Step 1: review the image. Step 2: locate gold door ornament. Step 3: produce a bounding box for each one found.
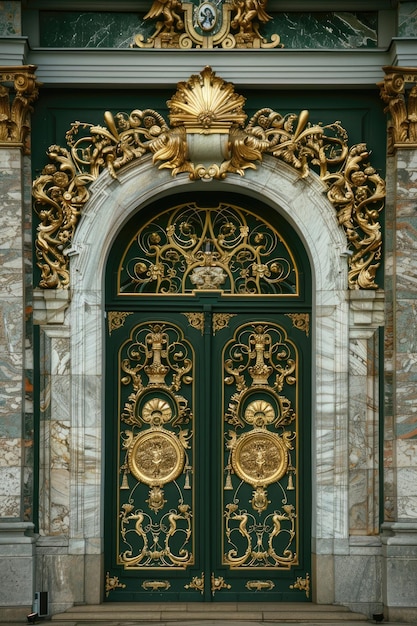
[232,429,289,486]
[246,580,275,591]
[142,580,171,591]
[108,311,133,335]
[128,428,186,506]
[185,572,205,593]
[222,322,298,568]
[105,572,126,597]
[118,202,298,296]
[183,312,237,335]
[290,573,310,598]
[211,573,231,595]
[117,322,195,568]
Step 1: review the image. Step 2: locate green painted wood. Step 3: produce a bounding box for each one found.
[104,193,312,602]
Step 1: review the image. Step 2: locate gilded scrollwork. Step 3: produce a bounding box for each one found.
[184,312,205,334]
[117,322,195,567]
[222,321,298,566]
[119,502,193,567]
[119,202,298,296]
[108,311,133,335]
[33,66,384,290]
[185,572,205,593]
[211,573,231,595]
[224,502,297,567]
[290,572,310,598]
[213,313,237,334]
[105,572,126,596]
[286,313,309,337]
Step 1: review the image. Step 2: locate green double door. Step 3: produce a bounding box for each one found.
[104,297,311,602]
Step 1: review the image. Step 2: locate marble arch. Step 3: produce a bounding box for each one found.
[34,153,383,615]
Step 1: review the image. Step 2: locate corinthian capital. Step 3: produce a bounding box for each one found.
[0,65,39,154]
[380,66,417,154]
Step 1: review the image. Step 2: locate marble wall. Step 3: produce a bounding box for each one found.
[399,2,417,38]
[38,9,377,49]
[30,155,386,616]
[378,147,417,621]
[0,147,25,520]
[0,143,35,617]
[0,1,21,36]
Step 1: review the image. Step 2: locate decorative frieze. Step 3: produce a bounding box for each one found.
[0,65,39,154]
[380,66,417,154]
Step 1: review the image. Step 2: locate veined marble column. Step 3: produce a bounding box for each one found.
[0,65,38,621]
[380,66,417,622]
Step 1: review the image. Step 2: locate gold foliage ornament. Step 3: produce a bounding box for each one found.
[33,66,385,290]
[0,66,39,153]
[118,322,195,567]
[379,66,417,154]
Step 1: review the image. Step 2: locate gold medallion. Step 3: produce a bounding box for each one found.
[128,430,185,486]
[231,430,288,487]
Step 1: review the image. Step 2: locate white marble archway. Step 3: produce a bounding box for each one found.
[34,154,384,615]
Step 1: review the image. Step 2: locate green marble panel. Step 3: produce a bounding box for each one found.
[267,11,377,49]
[39,11,152,48]
[38,9,377,48]
[0,1,21,35]
[399,2,417,37]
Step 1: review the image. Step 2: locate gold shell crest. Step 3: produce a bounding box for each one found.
[168,66,247,133]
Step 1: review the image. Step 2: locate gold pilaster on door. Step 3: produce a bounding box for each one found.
[211,573,231,596]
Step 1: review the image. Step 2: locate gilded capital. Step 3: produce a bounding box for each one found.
[379,66,417,154]
[0,65,39,154]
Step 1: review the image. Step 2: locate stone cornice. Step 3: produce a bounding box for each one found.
[23,48,394,89]
[0,37,29,65]
[1,37,415,89]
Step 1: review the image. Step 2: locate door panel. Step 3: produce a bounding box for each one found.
[105,307,311,602]
[109,316,199,600]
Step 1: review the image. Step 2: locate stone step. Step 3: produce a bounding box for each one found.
[51,603,370,623]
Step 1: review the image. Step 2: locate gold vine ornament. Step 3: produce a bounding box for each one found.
[33,67,385,291]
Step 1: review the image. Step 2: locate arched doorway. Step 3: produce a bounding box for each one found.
[104,191,312,602]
